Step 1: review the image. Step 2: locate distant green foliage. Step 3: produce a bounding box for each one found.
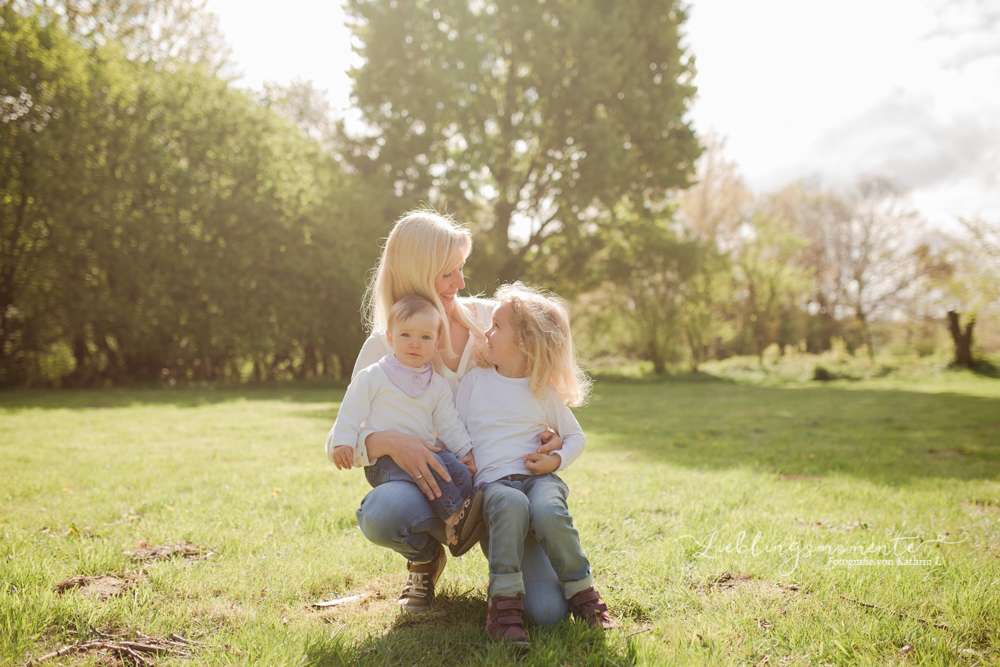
[0,8,399,386]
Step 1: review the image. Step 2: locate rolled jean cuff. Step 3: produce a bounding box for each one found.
[562,569,594,600]
[488,572,525,599]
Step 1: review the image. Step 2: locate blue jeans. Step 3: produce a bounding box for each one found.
[364,451,472,523]
[482,474,593,601]
[356,474,570,625]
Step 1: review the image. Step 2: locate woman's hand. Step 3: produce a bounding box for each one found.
[524,452,561,475]
[364,430,451,501]
[460,451,477,477]
[537,427,563,455]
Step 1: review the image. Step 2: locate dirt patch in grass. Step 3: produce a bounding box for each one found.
[54,575,134,601]
[692,572,804,598]
[926,449,972,456]
[124,541,214,563]
[962,499,1000,514]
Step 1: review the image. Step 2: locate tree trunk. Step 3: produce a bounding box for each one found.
[947,311,975,369]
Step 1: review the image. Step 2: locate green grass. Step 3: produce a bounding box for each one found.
[1,371,999,666]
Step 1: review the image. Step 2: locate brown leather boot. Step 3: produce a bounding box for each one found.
[486,595,530,648]
[568,587,614,629]
[397,542,446,613]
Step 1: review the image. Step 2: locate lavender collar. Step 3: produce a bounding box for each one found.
[379,354,433,398]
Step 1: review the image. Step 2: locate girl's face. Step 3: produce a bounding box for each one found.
[387,310,440,369]
[434,257,466,317]
[485,302,529,378]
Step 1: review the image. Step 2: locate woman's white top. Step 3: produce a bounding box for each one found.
[325,361,472,467]
[347,297,495,462]
[455,366,586,485]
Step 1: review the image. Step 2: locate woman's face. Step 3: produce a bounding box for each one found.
[434,257,466,317]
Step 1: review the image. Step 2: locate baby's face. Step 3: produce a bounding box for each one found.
[387,310,440,368]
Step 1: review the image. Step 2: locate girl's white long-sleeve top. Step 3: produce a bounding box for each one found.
[455,366,586,485]
[325,361,473,467]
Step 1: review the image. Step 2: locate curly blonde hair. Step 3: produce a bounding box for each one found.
[492,282,591,407]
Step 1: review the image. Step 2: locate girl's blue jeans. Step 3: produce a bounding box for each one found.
[482,474,593,601]
[356,471,570,625]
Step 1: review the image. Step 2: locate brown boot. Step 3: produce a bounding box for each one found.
[486,595,530,648]
[397,542,446,613]
[568,587,614,629]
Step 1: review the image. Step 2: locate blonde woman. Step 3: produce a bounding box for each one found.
[341,210,567,623]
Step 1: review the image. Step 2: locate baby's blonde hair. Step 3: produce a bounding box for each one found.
[363,209,482,358]
[493,282,591,407]
[387,295,445,340]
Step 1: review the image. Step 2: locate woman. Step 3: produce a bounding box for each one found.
[347,209,569,624]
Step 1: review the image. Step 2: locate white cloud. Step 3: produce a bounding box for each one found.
[806,90,1000,190]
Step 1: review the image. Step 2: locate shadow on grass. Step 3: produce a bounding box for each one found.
[970,357,1000,379]
[0,378,348,411]
[302,593,634,667]
[4,374,999,486]
[582,380,1000,485]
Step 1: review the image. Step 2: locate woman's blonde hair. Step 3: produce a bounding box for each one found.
[492,282,592,407]
[363,209,482,359]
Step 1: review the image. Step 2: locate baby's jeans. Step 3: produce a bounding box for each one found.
[364,450,472,522]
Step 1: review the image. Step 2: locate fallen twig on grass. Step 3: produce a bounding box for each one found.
[25,628,243,666]
[625,628,652,637]
[840,596,950,631]
[27,639,187,665]
[313,593,370,607]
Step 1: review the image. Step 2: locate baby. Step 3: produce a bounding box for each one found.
[326,295,479,550]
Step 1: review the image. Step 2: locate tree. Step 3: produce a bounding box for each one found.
[345,0,700,286]
[729,212,812,363]
[1,7,93,385]
[7,0,230,71]
[1,8,389,386]
[937,217,1000,368]
[678,132,751,244]
[573,204,710,374]
[759,181,852,352]
[830,178,924,356]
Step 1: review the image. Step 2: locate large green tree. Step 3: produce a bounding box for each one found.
[1,8,387,386]
[346,0,700,286]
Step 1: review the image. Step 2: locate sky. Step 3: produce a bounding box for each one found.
[205,0,1000,228]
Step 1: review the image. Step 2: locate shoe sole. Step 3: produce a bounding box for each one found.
[449,489,487,557]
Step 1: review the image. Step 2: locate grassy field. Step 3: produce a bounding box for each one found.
[1,369,999,666]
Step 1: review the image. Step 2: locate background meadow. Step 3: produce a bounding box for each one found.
[2,368,999,666]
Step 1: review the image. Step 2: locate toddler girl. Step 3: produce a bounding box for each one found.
[326,295,480,551]
[455,283,613,648]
